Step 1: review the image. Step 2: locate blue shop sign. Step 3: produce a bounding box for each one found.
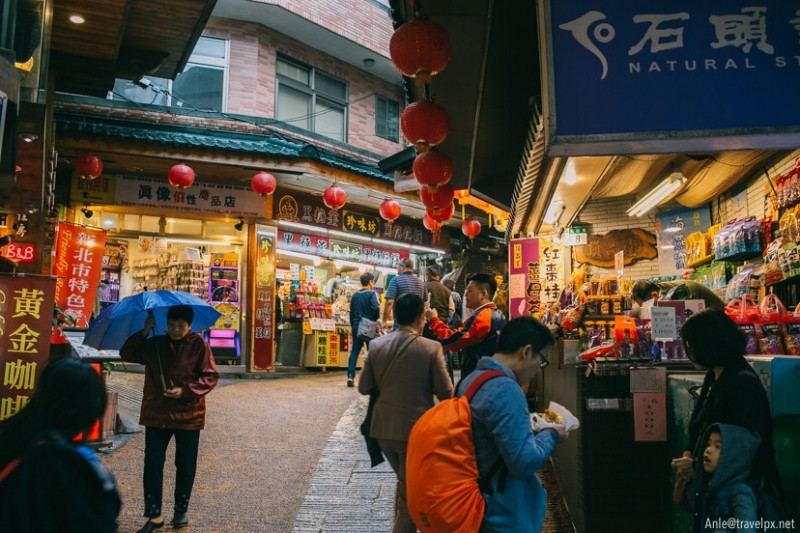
[540,1,800,155]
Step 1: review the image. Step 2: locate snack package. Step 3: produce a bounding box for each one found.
[531,401,580,433]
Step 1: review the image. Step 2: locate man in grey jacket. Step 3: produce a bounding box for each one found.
[359,293,453,533]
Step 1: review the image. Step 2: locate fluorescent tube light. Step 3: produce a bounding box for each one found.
[627,173,687,217]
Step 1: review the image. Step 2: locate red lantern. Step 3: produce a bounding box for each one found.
[168,163,195,190]
[74,153,103,180]
[389,17,451,84]
[426,201,454,222]
[401,99,449,151]
[379,198,401,223]
[251,171,277,196]
[419,183,454,215]
[462,217,482,241]
[323,184,347,210]
[423,212,444,243]
[413,150,452,191]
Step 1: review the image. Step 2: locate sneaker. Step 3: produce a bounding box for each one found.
[347,378,354,387]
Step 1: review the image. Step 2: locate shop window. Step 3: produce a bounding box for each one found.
[276,56,348,142]
[109,36,228,112]
[166,218,202,235]
[375,95,399,142]
[140,216,161,233]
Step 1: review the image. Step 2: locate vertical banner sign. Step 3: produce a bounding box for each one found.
[539,237,565,306]
[53,222,106,328]
[509,238,540,319]
[252,226,276,371]
[0,275,58,420]
[315,331,340,367]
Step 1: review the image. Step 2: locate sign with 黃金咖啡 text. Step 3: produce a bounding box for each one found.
[0,276,57,420]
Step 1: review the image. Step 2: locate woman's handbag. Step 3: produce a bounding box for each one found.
[357,317,381,341]
[360,334,419,467]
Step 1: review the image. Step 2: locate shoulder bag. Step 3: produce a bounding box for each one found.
[360,333,419,467]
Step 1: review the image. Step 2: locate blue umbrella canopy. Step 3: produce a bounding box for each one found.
[83,290,221,350]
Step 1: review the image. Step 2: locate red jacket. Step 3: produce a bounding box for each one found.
[120,331,219,430]
[426,302,505,354]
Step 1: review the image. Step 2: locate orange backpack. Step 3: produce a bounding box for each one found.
[406,369,508,533]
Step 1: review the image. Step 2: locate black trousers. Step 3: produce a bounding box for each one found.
[143,427,200,518]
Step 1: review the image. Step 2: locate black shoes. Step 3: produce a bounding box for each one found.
[172,513,189,529]
[347,378,354,387]
[136,520,164,533]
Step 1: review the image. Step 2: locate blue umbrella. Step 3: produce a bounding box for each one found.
[83,290,222,350]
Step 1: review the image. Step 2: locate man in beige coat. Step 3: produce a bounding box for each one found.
[359,293,453,533]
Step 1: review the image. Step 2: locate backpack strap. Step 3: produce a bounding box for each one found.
[462,369,511,495]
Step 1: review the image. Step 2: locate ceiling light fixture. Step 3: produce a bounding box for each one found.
[543,200,566,225]
[626,173,687,217]
[81,206,94,219]
[68,14,85,24]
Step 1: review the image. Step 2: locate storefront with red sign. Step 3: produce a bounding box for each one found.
[272,191,445,369]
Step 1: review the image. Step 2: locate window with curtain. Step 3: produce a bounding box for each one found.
[375,95,399,142]
[276,56,348,142]
[109,36,229,112]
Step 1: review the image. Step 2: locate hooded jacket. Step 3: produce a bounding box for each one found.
[691,423,760,533]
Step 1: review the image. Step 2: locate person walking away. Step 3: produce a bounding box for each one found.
[0,358,121,532]
[671,309,785,510]
[677,424,760,532]
[381,257,427,330]
[425,273,506,379]
[120,305,219,533]
[457,316,569,532]
[359,293,453,533]
[425,265,455,322]
[347,272,380,387]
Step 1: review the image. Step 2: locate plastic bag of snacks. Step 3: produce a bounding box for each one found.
[754,294,787,355]
[725,295,760,354]
[780,306,800,356]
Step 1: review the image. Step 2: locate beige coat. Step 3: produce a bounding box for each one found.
[358,329,453,442]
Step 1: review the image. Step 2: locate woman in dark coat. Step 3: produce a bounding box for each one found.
[121,305,219,532]
[0,358,121,532]
[672,309,784,500]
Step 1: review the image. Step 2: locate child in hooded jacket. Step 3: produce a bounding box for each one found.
[690,423,760,533]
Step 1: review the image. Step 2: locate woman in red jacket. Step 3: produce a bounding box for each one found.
[121,305,219,533]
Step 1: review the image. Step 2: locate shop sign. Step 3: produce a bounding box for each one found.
[253,227,276,371]
[70,175,115,204]
[53,222,106,328]
[563,226,588,246]
[329,240,362,261]
[509,237,566,319]
[654,206,711,276]
[309,317,336,331]
[1,242,35,263]
[275,191,435,247]
[0,275,58,420]
[315,331,340,366]
[279,230,330,256]
[211,252,239,268]
[541,1,800,155]
[113,176,266,217]
[341,210,381,237]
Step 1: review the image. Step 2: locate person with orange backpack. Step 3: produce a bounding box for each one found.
[407,316,572,532]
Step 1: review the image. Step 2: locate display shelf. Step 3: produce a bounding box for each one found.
[715,250,762,262]
[686,254,714,269]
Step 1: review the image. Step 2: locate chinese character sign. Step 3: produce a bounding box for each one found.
[655,206,711,276]
[543,1,800,154]
[0,275,57,420]
[53,222,106,328]
[253,227,276,371]
[509,238,540,319]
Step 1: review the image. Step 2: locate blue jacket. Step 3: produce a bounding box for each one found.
[349,288,380,331]
[456,358,559,532]
[691,423,760,533]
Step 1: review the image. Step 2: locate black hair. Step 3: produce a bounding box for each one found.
[394,293,424,326]
[496,316,554,354]
[0,358,107,466]
[360,272,374,287]
[467,273,498,300]
[167,305,194,325]
[632,280,660,301]
[442,278,455,290]
[680,308,746,368]
[426,265,440,278]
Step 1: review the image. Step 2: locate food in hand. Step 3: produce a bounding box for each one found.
[541,408,564,424]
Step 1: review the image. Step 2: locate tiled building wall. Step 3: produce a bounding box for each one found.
[205,15,405,157]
